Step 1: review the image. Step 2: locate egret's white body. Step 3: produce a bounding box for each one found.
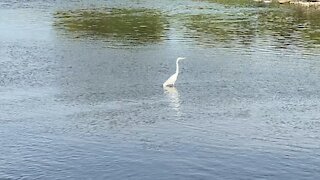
[163,57,185,87]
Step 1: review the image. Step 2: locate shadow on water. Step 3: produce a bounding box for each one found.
[53,8,168,46]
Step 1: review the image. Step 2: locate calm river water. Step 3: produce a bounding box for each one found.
[1,0,320,179]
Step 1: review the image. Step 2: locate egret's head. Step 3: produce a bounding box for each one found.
[177,57,186,61]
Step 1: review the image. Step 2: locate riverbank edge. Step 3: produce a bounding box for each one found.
[255,0,320,8]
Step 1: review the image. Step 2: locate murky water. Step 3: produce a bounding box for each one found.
[1,0,320,179]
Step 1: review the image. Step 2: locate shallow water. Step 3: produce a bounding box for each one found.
[1,0,320,179]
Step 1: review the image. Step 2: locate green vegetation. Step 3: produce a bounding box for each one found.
[257,8,320,46]
[185,14,256,46]
[184,5,320,48]
[204,0,259,6]
[53,3,320,48]
[54,8,168,44]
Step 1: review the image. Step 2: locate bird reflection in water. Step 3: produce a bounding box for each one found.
[163,86,181,116]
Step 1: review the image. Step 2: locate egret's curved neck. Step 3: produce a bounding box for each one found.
[175,59,180,75]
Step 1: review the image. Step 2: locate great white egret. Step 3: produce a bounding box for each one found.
[163,57,186,87]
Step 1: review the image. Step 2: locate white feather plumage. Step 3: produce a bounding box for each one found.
[163,57,185,87]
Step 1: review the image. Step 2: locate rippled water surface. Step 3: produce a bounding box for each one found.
[1,0,320,179]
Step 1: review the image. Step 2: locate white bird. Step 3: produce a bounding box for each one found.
[163,57,186,87]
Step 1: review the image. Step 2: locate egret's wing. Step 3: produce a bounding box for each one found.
[163,74,177,86]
